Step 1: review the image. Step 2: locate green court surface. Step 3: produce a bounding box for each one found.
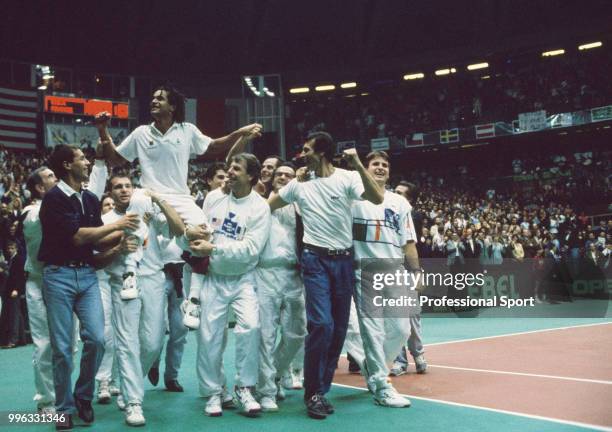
[1,315,610,432]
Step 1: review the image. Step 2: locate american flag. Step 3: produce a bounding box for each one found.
[0,85,39,150]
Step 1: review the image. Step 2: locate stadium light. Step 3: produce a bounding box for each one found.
[578,41,602,50]
[315,85,336,91]
[541,49,565,57]
[435,68,456,76]
[340,82,357,89]
[467,62,489,71]
[403,73,424,80]
[289,87,309,94]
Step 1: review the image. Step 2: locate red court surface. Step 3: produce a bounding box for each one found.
[335,323,612,430]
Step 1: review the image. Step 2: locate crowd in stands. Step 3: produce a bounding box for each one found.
[286,49,612,145]
[1,134,610,345]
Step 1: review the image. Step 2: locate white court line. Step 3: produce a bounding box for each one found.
[427,364,612,385]
[333,382,612,432]
[424,321,612,347]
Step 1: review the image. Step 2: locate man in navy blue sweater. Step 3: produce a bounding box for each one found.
[38,144,139,430]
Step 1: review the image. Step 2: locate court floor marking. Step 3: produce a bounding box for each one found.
[424,321,612,347]
[333,382,612,432]
[426,364,612,385]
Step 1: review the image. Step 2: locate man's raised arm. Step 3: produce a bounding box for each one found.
[343,148,384,204]
[94,111,129,167]
[203,123,263,160]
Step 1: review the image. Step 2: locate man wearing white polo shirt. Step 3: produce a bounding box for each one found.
[95,85,261,328]
[268,132,384,419]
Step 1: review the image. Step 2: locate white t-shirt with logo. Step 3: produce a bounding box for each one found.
[116,122,212,195]
[279,168,364,250]
[352,190,411,260]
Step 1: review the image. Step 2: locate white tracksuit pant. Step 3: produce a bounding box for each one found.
[25,273,55,408]
[95,275,117,384]
[344,271,413,392]
[255,265,306,398]
[197,271,260,397]
[111,271,166,404]
[160,193,208,299]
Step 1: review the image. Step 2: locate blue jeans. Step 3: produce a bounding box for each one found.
[301,249,354,399]
[42,265,105,414]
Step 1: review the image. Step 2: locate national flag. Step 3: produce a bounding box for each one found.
[0,85,39,150]
[439,128,459,144]
[405,132,424,148]
[475,123,495,139]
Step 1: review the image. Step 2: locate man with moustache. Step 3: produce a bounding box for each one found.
[268,132,384,419]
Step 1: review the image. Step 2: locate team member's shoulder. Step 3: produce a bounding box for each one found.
[251,190,271,209]
[102,210,116,224]
[182,122,199,130]
[132,124,151,137]
[206,188,227,202]
[386,190,408,211]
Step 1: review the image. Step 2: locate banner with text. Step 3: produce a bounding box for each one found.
[370,137,390,151]
[45,124,128,149]
[518,110,547,132]
[590,105,612,122]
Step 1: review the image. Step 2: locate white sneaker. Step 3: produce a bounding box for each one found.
[275,378,286,400]
[260,396,278,412]
[121,272,139,300]
[389,361,408,377]
[234,386,261,417]
[182,298,201,329]
[37,404,55,415]
[374,387,411,408]
[414,354,427,374]
[291,368,303,389]
[125,403,146,426]
[117,394,126,411]
[281,374,293,390]
[109,383,121,396]
[97,380,111,404]
[205,394,222,417]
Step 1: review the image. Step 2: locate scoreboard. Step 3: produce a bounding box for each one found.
[44,95,129,119]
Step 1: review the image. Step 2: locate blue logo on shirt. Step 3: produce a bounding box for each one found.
[217,212,246,240]
[384,208,400,233]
